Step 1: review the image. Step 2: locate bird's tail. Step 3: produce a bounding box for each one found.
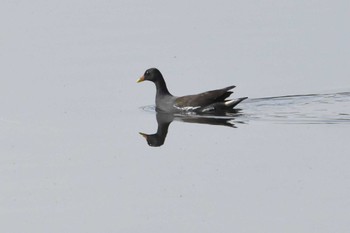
[224,97,248,108]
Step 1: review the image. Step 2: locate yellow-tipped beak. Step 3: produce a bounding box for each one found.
[137,75,145,83]
[139,132,148,139]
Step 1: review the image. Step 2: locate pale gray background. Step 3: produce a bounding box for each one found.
[1,1,349,232]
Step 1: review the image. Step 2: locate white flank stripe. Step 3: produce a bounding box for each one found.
[174,105,201,111]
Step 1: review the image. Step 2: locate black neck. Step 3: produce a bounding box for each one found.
[155,77,172,96]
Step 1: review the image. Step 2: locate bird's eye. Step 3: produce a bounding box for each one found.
[145,71,150,76]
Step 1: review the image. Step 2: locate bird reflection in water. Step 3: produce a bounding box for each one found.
[139,111,245,147]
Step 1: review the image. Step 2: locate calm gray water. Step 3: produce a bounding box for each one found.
[1,0,350,232]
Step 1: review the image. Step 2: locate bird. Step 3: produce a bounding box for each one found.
[137,68,247,113]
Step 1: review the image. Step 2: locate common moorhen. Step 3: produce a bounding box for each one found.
[137,68,247,113]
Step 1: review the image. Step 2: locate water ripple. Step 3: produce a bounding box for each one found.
[140,92,350,125]
[242,92,350,124]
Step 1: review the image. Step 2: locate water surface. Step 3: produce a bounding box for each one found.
[1,0,350,232]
